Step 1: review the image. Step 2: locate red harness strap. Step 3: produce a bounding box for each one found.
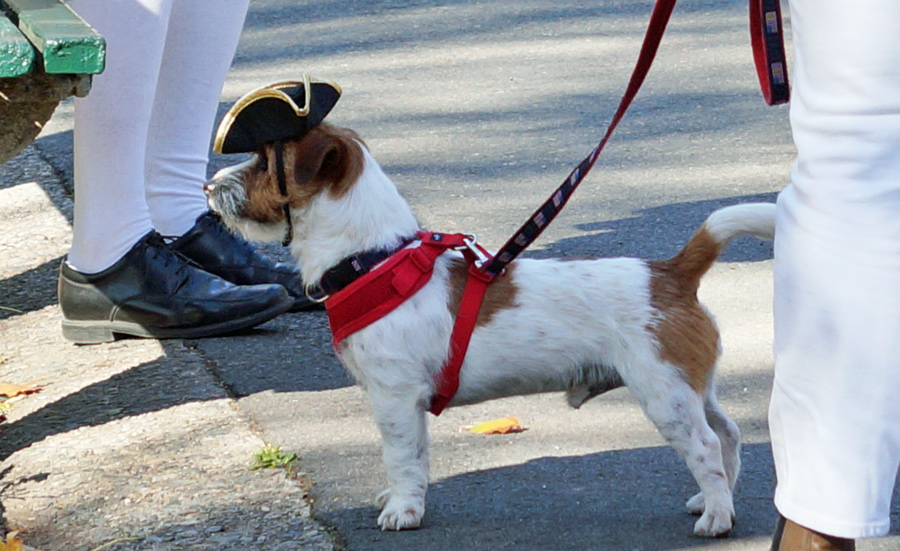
[325,232,496,415]
[428,263,493,415]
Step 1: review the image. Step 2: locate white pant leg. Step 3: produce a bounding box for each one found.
[770,0,900,538]
[67,0,174,273]
[144,0,250,236]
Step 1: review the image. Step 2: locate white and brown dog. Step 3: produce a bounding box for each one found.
[205,123,775,537]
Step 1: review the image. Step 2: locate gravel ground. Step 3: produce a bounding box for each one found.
[0,145,334,551]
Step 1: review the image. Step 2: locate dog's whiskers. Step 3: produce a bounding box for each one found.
[209,179,247,221]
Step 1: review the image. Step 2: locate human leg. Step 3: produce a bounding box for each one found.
[770,0,900,541]
[59,0,294,343]
[66,0,173,273]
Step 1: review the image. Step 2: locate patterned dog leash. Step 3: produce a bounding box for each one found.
[480,0,789,278]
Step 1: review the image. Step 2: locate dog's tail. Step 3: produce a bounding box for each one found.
[660,202,776,292]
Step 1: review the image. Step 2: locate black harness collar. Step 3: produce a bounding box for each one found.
[304,237,416,303]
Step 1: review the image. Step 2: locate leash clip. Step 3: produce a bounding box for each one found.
[454,234,492,269]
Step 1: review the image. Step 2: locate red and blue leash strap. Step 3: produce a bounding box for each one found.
[751,0,790,106]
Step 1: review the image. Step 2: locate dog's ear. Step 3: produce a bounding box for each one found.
[290,125,364,196]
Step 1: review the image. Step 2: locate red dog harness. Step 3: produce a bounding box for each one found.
[325,232,495,415]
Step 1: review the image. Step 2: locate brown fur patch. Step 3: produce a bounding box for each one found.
[664,227,723,296]
[241,124,366,223]
[287,124,365,202]
[647,227,724,393]
[447,259,518,326]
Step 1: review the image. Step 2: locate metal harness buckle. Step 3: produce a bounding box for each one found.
[454,234,492,269]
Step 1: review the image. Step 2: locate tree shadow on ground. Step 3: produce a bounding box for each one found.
[318,441,900,551]
[527,192,779,261]
[321,442,778,551]
[0,256,63,321]
[0,332,279,462]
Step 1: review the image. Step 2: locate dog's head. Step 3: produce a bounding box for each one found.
[205,123,366,243]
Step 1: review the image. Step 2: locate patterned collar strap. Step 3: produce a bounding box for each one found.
[304,237,416,302]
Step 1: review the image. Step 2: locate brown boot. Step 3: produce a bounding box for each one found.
[771,515,856,551]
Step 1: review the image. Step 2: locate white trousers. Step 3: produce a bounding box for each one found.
[67,0,250,273]
[770,0,900,539]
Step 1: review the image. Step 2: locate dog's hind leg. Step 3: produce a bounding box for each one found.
[368,383,430,531]
[626,367,734,537]
[685,382,741,516]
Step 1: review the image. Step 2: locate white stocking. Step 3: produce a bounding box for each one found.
[66,0,249,272]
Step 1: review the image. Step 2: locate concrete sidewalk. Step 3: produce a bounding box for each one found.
[0,145,334,551]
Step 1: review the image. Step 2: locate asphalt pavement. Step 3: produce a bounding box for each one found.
[7,0,900,550]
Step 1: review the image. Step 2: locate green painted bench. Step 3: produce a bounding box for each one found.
[1,0,105,164]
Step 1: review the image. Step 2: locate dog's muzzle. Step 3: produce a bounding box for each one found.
[203,179,247,224]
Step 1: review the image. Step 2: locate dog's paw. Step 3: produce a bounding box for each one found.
[376,489,424,531]
[692,505,734,537]
[685,492,705,515]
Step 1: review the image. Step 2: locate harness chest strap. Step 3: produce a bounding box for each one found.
[428,264,493,415]
[324,232,496,415]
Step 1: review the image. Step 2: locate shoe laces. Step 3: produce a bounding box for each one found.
[145,233,202,292]
[204,212,258,256]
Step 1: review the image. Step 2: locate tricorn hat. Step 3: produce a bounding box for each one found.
[213,76,342,154]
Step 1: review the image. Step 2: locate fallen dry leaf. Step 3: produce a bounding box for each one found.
[0,382,42,398]
[0,532,21,551]
[462,416,527,435]
[0,531,41,551]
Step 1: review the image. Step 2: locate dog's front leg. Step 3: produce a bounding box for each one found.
[368,385,430,530]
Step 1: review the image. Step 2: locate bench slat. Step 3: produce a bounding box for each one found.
[0,12,33,77]
[1,0,104,75]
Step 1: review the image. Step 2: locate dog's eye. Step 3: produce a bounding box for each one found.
[257,155,268,173]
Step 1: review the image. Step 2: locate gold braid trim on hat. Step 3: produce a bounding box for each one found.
[213,76,342,154]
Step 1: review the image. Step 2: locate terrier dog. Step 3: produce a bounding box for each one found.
[205,122,775,536]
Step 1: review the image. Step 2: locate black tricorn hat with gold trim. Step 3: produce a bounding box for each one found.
[213,76,342,154]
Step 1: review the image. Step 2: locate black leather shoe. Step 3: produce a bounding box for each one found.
[170,212,321,312]
[59,231,293,344]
